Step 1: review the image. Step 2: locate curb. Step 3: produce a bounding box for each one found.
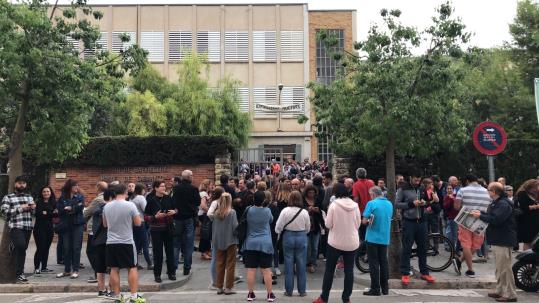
[354,275,496,289]
[0,273,191,293]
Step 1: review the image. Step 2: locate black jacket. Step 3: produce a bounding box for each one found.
[173,180,200,220]
[479,196,516,247]
[396,182,427,222]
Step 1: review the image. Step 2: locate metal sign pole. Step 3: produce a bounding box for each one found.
[487,156,495,183]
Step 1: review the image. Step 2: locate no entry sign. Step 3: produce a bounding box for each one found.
[472,121,507,156]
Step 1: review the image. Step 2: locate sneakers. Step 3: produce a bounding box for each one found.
[34,269,41,276]
[41,268,54,273]
[87,276,98,283]
[155,276,162,283]
[274,267,281,276]
[421,274,435,283]
[312,297,327,303]
[234,275,243,284]
[56,272,70,278]
[267,292,276,302]
[98,290,108,297]
[16,275,28,284]
[465,270,476,278]
[401,275,410,285]
[209,283,218,290]
[453,258,462,275]
[128,295,146,303]
[247,292,256,302]
[104,292,119,301]
[363,289,381,296]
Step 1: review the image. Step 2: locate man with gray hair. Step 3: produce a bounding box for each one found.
[352,168,375,240]
[361,186,393,296]
[172,170,199,276]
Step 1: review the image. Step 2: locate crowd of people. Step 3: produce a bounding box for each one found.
[1,167,538,303]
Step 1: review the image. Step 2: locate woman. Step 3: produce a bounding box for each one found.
[266,190,281,277]
[207,187,225,289]
[199,179,213,260]
[303,184,324,273]
[56,179,85,279]
[144,180,177,283]
[243,190,276,302]
[131,183,153,270]
[212,193,238,295]
[275,190,310,297]
[421,178,440,235]
[443,184,459,251]
[515,179,539,250]
[313,183,361,303]
[33,186,57,275]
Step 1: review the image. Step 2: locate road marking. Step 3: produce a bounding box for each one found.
[391,289,482,297]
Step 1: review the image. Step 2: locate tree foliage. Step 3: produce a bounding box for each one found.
[509,0,539,87]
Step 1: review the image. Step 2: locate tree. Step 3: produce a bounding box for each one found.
[509,0,539,88]
[310,3,470,277]
[0,0,146,283]
[123,91,167,136]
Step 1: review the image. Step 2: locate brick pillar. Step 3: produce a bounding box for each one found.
[331,156,352,181]
[215,153,231,185]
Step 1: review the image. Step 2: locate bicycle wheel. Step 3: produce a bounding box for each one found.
[425,233,454,272]
[355,242,370,273]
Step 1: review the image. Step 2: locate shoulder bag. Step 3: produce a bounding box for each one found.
[277,208,304,248]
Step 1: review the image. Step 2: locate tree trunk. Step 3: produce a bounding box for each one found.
[0,86,28,283]
[386,135,401,278]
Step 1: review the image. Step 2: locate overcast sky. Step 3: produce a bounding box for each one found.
[47,0,520,48]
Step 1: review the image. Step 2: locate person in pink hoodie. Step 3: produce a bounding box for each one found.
[313,183,361,303]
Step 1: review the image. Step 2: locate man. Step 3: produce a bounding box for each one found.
[92,188,114,298]
[362,186,393,296]
[497,177,507,186]
[395,174,405,189]
[127,182,136,201]
[102,184,144,302]
[322,172,334,210]
[83,181,108,283]
[471,182,517,302]
[396,171,435,285]
[453,174,491,278]
[448,176,461,194]
[322,172,333,189]
[173,170,200,276]
[377,178,388,197]
[352,168,375,240]
[1,176,35,283]
[291,178,301,191]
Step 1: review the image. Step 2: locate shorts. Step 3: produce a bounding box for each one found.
[106,243,137,269]
[243,250,273,269]
[94,244,107,273]
[458,226,484,250]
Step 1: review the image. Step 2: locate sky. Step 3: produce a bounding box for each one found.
[47,0,520,49]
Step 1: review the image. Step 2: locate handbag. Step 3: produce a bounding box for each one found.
[234,206,252,243]
[277,208,304,248]
[200,215,212,241]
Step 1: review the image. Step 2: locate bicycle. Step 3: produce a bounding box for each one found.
[355,232,456,273]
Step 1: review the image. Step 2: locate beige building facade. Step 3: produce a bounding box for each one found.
[58,3,355,163]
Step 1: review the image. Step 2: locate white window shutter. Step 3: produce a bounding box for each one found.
[197,31,221,62]
[237,88,250,112]
[66,36,80,52]
[112,31,136,53]
[84,32,108,59]
[169,31,192,61]
[225,31,249,62]
[281,31,304,62]
[281,86,305,116]
[253,31,276,62]
[253,87,277,117]
[140,32,164,62]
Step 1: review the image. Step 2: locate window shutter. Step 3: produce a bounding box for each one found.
[112,31,136,53]
[253,31,276,62]
[169,31,193,61]
[281,86,304,116]
[140,31,164,62]
[66,36,80,52]
[83,32,108,59]
[253,87,277,118]
[225,31,249,62]
[197,31,221,62]
[237,88,250,112]
[281,31,303,62]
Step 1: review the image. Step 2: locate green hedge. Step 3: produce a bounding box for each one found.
[65,135,234,167]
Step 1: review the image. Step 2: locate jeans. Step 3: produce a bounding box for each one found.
[56,232,63,264]
[151,229,175,277]
[283,231,308,295]
[211,245,217,284]
[425,213,440,234]
[134,225,152,266]
[10,228,32,276]
[366,242,389,293]
[62,224,84,273]
[174,218,195,270]
[307,232,320,267]
[400,219,429,275]
[320,244,356,302]
[33,223,53,270]
[478,237,489,257]
[445,219,458,250]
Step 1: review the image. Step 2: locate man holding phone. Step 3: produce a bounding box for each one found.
[1,175,36,284]
[396,171,435,285]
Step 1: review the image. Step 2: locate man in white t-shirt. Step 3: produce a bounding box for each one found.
[103,184,144,302]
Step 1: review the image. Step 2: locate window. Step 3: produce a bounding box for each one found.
[66,36,80,52]
[317,125,333,164]
[316,29,344,85]
[237,88,249,112]
[253,87,277,118]
[112,31,136,53]
[281,86,305,116]
[281,31,303,62]
[83,32,108,59]
[225,31,249,62]
[253,31,276,61]
[140,31,164,62]
[197,31,221,62]
[169,31,193,61]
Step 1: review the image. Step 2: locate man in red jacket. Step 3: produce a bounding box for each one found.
[352,168,375,241]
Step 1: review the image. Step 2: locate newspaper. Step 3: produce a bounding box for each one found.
[455,206,488,235]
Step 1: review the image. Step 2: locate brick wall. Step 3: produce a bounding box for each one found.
[49,164,214,202]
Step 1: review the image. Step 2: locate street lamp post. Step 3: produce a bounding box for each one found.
[277,83,284,132]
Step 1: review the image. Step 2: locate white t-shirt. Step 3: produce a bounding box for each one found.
[198,191,210,216]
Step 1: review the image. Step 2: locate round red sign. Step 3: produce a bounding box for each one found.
[472,121,507,156]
